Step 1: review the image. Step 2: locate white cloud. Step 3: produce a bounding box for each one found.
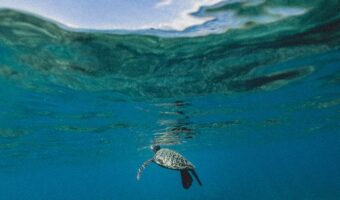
[153,0,222,31]
[154,0,173,8]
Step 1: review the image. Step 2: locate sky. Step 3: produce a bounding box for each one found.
[0,0,222,31]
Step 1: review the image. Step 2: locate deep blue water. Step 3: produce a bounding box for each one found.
[1,1,340,199]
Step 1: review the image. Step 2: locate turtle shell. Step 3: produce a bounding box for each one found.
[153,148,194,170]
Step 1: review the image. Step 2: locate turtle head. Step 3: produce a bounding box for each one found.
[150,145,161,153]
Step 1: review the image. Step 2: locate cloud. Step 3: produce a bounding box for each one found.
[154,0,173,9]
[154,0,222,31]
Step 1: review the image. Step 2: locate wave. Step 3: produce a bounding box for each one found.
[0,0,339,98]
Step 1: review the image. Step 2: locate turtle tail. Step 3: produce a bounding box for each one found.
[136,159,153,181]
[180,170,193,189]
[190,169,202,186]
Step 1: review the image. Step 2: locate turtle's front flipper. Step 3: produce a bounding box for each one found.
[180,170,193,189]
[190,169,202,186]
[137,159,153,181]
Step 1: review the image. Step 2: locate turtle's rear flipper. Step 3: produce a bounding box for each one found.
[180,170,193,189]
[190,169,202,186]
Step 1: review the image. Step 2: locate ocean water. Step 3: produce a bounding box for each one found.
[0,1,340,199]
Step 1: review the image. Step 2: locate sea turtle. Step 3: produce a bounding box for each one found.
[136,145,202,189]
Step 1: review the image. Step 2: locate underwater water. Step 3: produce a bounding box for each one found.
[0,0,340,199]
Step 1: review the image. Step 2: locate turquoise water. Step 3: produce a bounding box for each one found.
[0,1,340,199]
